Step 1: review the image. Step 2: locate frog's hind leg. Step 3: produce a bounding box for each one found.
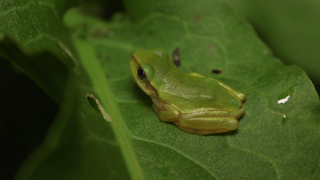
[174,123,234,135]
[176,116,239,135]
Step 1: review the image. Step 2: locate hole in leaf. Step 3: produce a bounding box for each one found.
[211,69,223,74]
[86,94,112,122]
[86,94,99,110]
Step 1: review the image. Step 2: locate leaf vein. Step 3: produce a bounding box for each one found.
[132,135,219,180]
[227,138,280,179]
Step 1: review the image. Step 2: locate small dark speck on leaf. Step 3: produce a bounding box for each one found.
[91,28,108,38]
[172,48,180,67]
[142,109,152,115]
[148,31,153,35]
[211,69,223,74]
[34,0,39,5]
[207,44,216,54]
[194,15,202,23]
[77,23,88,39]
[96,53,102,59]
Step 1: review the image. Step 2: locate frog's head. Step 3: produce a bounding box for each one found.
[129,48,170,96]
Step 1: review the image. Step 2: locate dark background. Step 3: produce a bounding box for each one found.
[0,1,123,179]
[0,58,59,179]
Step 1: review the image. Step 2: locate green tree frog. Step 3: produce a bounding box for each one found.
[129,48,246,135]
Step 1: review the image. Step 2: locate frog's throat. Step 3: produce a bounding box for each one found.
[130,54,167,110]
[144,81,160,101]
[144,82,171,112]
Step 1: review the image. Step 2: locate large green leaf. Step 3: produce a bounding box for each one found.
[224,0,320,88]
[0,0,79,102]
[1,0,319,179]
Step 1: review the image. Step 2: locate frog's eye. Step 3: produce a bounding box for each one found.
[137,66,147,81]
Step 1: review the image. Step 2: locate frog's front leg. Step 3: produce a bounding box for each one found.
[152,103,181,123]
[175,111,239,135]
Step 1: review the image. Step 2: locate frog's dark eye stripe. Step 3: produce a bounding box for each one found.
[137,66,147,81]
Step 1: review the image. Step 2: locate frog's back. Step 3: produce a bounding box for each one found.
[158,74,242,112]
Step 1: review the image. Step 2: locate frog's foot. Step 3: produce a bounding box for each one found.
[175,117,239,135]
[152,104,181,122]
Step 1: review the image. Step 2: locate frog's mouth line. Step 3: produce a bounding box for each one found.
[130,55,163,105]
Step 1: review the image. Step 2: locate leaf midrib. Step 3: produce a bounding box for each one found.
[74,38,145,180]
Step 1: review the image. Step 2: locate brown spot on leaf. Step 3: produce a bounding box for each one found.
[172,48,180,67]
[142,109,151,115]
[207,44,216,54]
[96,53,102,59]
[194,15,202,23]
[92,28,108,38]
